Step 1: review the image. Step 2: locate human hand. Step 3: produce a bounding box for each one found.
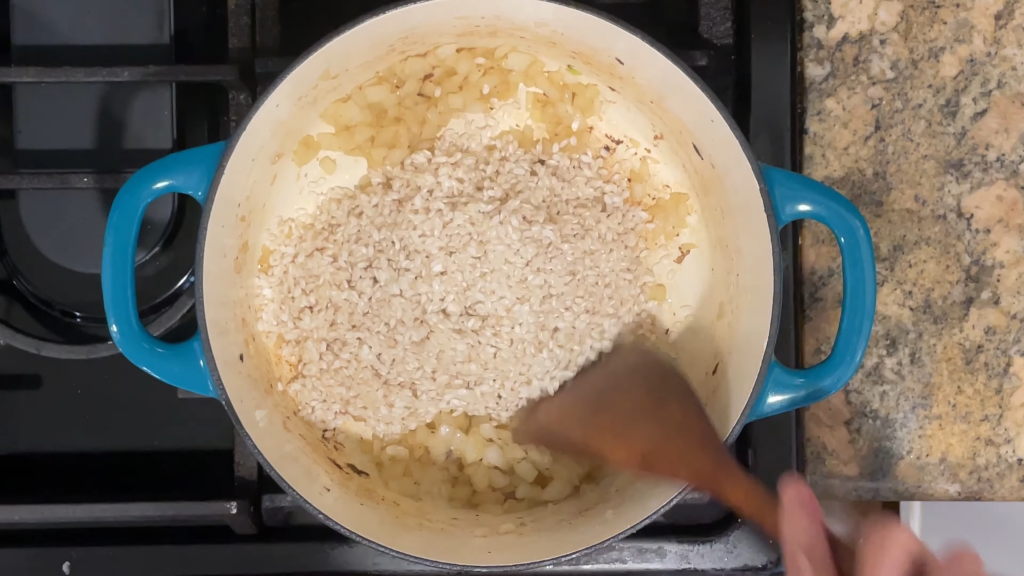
[777,472,987,576]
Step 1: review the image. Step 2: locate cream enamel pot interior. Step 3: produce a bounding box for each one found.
[100,0,876,569]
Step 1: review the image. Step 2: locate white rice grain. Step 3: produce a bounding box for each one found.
[256,128,653,438]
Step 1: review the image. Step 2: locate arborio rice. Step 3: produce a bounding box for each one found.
[256,127,654,439]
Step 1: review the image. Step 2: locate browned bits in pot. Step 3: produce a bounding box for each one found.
[302,44,604,169]
[257,244,273,273]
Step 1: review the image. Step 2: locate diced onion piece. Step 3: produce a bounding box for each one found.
[467,464,490,491]
[318,156,337,175]
[384,148,409,167]
[362,83,393,103]
[461,431,486,464]
[455,52,475,76]
[493,428,513,445]
[421,80,438,98]
[493,44,515,59]
[321,99,365,128]
[351,410,596,513]
[493,80,516,101]
[350,86,369,109]
[368,147,388,169]
[292,134,320,167]
[374,125,400,148]
[533,75,560,101]
[483,445,509,470]
[385,445,410,459]
[316,132,349,152]
[465,99,488,114]
[515,483,543,501]
[441,74,464,93]
[399,77,423,97]
[513,460,538,483]
[427,438,449,464]
[638,157,652,183]
[403,56,429,79]
[435,43,458,59]
[645,283,667,302]
[542,478,573,501]
[526,445,553,471]
[352,125,375,146]
[526,59,546,79]
[503,51,535,72]
[550,460,584,486]
[502,443,527,463]
[488,469,511,489]
[647,193,691,240]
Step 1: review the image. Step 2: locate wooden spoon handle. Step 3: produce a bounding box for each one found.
[712,462,781,540]
[708,461,857,576]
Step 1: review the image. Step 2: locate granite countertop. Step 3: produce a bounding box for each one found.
[801,0,1024,500]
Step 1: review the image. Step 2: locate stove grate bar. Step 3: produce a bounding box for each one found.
[0,64,254,187]
[0,65,241,84]
[0,173,132,189]
[0,500,254,533]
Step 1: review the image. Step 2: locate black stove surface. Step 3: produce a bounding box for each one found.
[0,0,800,574]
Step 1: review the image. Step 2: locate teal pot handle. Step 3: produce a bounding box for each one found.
[101,142,226,398]
[748,165,876,420]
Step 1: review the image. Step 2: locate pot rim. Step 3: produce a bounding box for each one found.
[194,0,783,570]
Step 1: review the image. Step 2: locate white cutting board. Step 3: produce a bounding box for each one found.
[901,501,1022,575]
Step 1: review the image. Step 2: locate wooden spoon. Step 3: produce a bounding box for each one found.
[513,343,858,575]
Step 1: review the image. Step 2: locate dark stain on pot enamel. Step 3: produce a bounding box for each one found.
[615,57,624,65]
[712,361,720,376]
[347,463,370,478]
[692,142,704,160]
[239,353,244,363]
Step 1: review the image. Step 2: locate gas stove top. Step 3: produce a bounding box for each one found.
[0,0,801,574]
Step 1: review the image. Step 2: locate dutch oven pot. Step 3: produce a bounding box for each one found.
[101,0,876,569]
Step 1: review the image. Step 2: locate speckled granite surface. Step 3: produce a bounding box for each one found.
[801,0,1024,500]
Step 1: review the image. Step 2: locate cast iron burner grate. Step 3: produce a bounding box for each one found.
[0,0,801,574]
[0,0,250,358]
